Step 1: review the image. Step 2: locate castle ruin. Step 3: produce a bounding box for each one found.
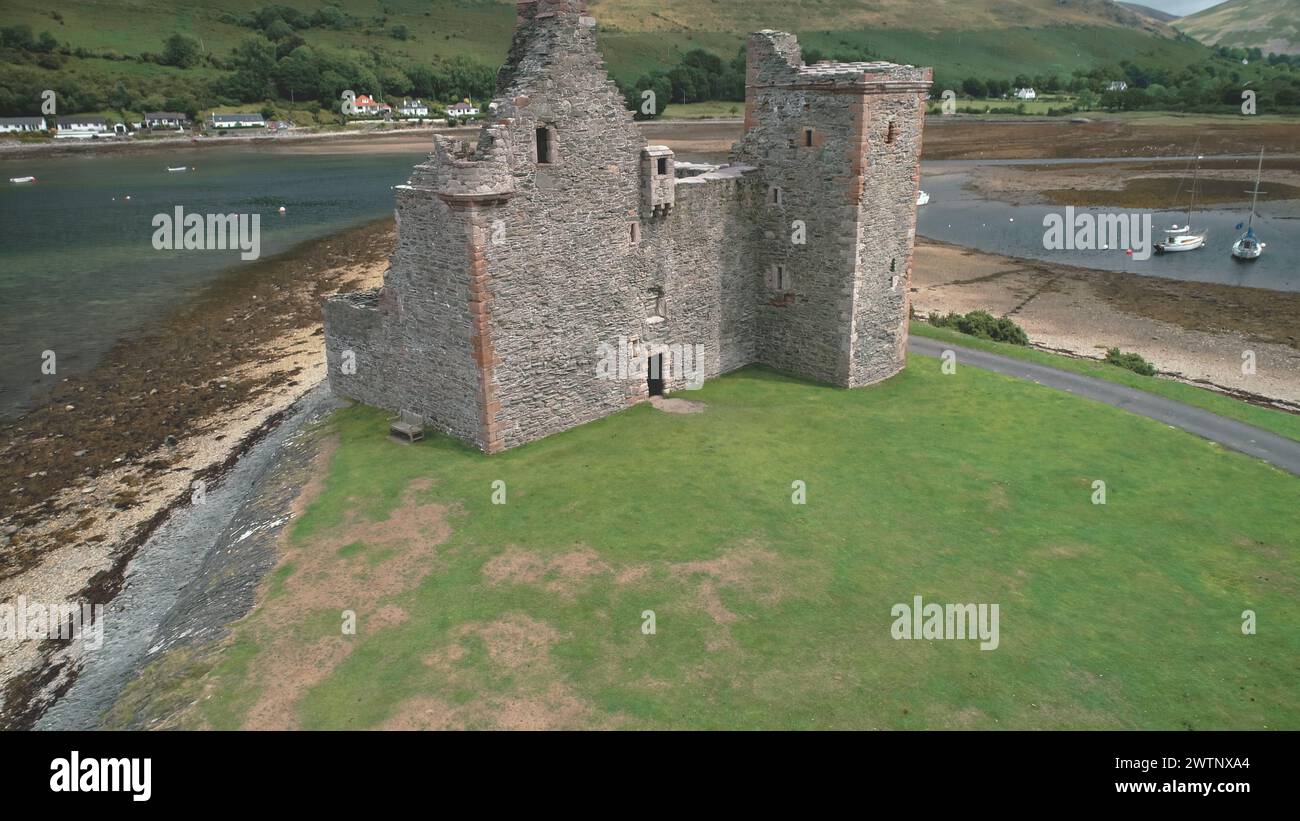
[323,0,932,453]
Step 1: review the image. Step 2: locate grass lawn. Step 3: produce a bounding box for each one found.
[109,359,1300,730]
[911,322,1300,444]
[659,101,745,120]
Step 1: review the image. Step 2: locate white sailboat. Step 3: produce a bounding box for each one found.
[1231,149,1266,261]
[1155,153,1207,254]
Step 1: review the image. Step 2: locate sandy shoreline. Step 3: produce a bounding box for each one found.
[0,126,471,159]
[0,220,391,728]
[912,239,1300,407]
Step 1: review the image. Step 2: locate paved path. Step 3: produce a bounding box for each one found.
[907,336,1300,478]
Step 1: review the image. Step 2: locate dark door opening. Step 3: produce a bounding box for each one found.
[647,354,665,397]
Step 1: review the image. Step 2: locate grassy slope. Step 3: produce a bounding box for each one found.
[110,360,1299,730]
[912,322,1300,444]
[1176,0,1300,55]
[6,0,1208,90]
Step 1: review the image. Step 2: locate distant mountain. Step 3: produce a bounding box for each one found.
[1120,2,1181,23]
[1176,0,1300,55]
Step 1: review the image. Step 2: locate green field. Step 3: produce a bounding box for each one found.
[109,355,1300,730]
[911,322,1300,444]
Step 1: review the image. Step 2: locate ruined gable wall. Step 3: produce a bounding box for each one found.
[478,6,653,450]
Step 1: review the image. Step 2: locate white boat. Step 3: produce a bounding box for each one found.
[916,190,930,206]
[1231,149,1266,262]
[1155,152,1206,255]
[8,176,36,184]
[1232,230,1264,260]
[167,166,190,172]
[1155,232,1206,253]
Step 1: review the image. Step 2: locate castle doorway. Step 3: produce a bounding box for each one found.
[647,354,665,397]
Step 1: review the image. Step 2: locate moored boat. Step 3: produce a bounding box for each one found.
[1231,149,1266,262]
[1155,151,1206,255]
[8,176,36,184]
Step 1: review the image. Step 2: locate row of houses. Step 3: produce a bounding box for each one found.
[1,98,482,138]
[348,97,478,120]
[0,116,127,137]
[0,113,194,136]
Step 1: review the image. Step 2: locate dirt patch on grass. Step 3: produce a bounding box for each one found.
[379,696,465,730]
[482,545,610,597]
[468,613,564,670]
[414,612,604,730]
[650,396,707,414]
[671,545,787,605]
[239,472,450,729]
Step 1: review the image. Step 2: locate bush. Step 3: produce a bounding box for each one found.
[1103,348,1156,376]
[927,310,1029,346]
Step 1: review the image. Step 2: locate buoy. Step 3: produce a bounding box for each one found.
[278,206,286,214]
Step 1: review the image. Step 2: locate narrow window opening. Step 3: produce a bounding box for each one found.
[535,126,552,164]
[630,222,640,245]
[774,265,787,291]
[885,120,896,144]
[804,128,814,147]
[770,187,783,206]
[657,157,668,175]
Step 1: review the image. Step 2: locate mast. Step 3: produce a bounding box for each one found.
[1247,148,1263,230]
[1188,154,1200,229]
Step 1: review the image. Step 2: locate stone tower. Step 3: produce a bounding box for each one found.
[734,31,932,387]
[324,3,931,453]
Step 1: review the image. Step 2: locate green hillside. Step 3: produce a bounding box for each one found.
[1176,0,1300,56]
[0,0,1268,120]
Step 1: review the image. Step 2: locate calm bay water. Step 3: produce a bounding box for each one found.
[0,146,425,418]
[3,145,1296,419]
[917,159,1300,293]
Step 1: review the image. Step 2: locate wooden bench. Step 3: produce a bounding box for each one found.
[390,410,425,443]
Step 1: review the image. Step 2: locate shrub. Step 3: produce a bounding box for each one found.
[1103,348,1156,376]
[927,310,1029,346]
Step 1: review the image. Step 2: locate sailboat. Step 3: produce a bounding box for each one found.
[1231,149,1266,261]
[1155,152,1207,254]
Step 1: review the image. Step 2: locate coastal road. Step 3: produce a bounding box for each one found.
[907,336,1300,478]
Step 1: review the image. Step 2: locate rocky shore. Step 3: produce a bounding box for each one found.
[0,218,391,728]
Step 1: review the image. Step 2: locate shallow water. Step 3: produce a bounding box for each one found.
[918,159,1300,293]
[0,146,426,418]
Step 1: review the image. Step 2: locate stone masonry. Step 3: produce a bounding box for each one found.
[323,0,932,453]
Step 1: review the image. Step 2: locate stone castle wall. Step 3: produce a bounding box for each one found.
[323,1,930,453]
